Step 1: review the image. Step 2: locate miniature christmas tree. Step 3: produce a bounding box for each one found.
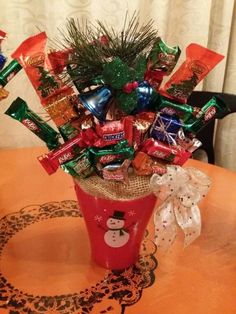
[166,72,199,100]
[37,66,59,98]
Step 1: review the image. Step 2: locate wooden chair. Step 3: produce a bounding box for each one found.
[187,91,236,164]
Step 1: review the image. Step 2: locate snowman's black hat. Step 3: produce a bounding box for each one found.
[110,210,125,220]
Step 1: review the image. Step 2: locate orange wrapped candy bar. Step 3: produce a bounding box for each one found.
[11,32,78,126]
[11,32,69,103]
[132,151,167,175]
[159,43,224,103]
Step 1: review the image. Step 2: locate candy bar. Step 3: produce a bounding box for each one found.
[59,108,94,140]
[98,154,123,165]
[0,60,22,87]
[96,120,125,145]
[132,151,167,175]
[145,37,181,89]
[184,96,229,133]
[158,96,201,122]
[159,43,224,103]
[177,130,202,153]
[5,97,60,150]
[147,37,181,75]
[59,121,80,141]
[11,32,78,126]
[81,128,100,147]
[11,32,64,103]
[98,159,131,183]
[38,135,83,174]
[44,90,78,126]
[133,118,151,150]
[122,115,134,146]
[141,138,191,165]
[135,111,156,123]
[38,126,104,175]
[61,150,93,178]
[89,140,134,164]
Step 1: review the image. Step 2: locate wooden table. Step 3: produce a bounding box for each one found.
[0,147,236,314]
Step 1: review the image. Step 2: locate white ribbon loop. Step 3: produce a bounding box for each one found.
[150,166,211,250]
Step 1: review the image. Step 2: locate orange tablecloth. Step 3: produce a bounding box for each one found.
[0,146,236,314]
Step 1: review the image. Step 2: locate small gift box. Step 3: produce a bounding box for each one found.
[150,113,182,144]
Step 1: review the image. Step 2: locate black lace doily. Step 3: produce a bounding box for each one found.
[0,200,158,314]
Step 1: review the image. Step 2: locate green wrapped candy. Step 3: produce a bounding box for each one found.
[61,150,93,178]
[5,97,60,150]
[184,96,230,134]
[147,37,181,75]
[59,122,79,141]
[158,95,201,122]
[89,140,134,163]
[0,59,22,87]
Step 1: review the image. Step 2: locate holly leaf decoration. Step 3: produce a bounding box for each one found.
[102,58,132,89]
[116,90,138,114]
[134,55,147,81]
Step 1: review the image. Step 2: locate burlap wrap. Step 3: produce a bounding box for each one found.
[75,174,152,201]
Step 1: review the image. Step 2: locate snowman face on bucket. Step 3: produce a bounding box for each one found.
[106,217,125,229]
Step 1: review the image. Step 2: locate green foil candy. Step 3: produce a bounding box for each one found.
[147,38,181,75]
[183,96,230,134]
[89,139,134,163]
[61,150,93,178]
[0,59,22,87]
[5,97,60,150]
[158,95,200,122]
[59,122,79,141]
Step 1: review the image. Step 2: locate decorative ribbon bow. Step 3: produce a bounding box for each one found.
[150,166,211,250]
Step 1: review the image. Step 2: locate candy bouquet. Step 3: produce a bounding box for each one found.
[1,15,229,269]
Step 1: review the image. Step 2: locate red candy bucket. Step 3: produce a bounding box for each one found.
[74,180,157,270]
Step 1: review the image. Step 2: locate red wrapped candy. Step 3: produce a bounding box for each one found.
[141,138,191,166]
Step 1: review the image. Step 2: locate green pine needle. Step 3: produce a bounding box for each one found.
[57,12,158,90]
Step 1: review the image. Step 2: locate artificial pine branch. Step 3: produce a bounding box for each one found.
[57,13,158,90]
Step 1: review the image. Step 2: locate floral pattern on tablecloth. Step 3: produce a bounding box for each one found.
[0,200,157,314]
